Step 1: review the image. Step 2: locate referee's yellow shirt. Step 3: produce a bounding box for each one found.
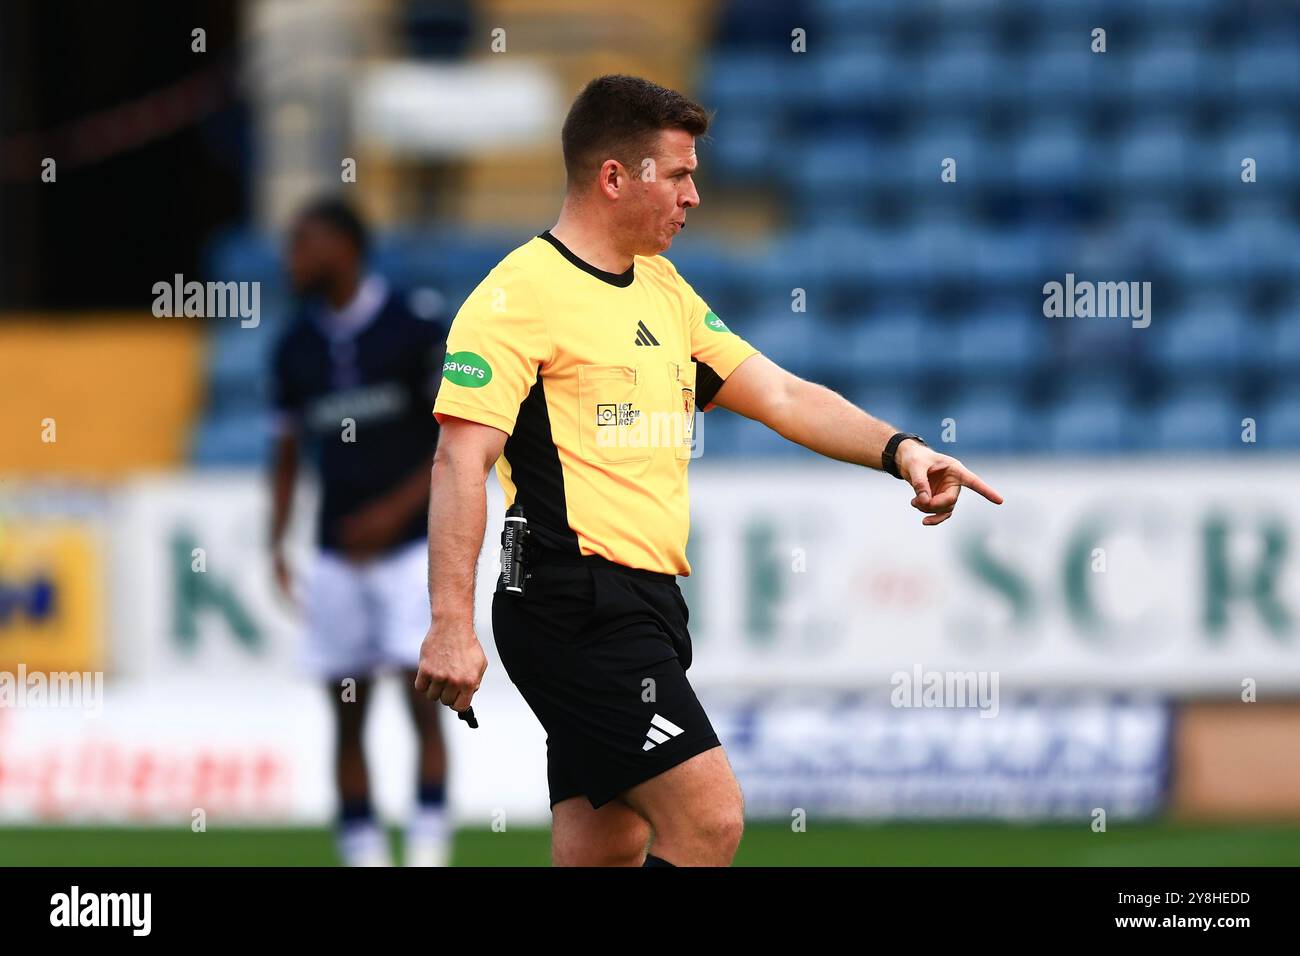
[433,230,759,576]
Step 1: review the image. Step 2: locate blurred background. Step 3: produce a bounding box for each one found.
[2,0,1299,865]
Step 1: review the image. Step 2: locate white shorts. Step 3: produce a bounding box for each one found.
[302,537,429,679]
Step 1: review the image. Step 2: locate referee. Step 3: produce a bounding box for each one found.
[416,75,1004,867]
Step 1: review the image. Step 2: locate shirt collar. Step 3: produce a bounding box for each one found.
[318,274,389,339]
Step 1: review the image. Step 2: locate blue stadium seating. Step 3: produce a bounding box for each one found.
[917,44,1006,108]
[937,384,1039,453]
[1258,390,1300,448]
[1125,43,1215,104]
[1266,310,1300,379]
[1044,394,1137,453]
[945,306,1049,381]
[846,387,919,441]
[191,411,275,466]
[1148,298,1256,379]
[1212,116,1295,192]
[193,0,1300,461]
[1114,120,1195,191]
[1012,121,1093,189]
[1231,39,1300,101]
[1150,386,1240,450]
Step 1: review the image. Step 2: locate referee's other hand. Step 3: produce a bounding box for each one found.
[896,442,1004,527]
[415,621,488,712]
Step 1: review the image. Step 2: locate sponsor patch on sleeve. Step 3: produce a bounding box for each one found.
[442,351,493,387]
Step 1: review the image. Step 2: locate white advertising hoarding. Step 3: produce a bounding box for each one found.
[682,457,1300,693]
[104,459,1300,693]
[2,458,1292,825]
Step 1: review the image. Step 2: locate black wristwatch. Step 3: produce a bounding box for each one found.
[881,432,926,479]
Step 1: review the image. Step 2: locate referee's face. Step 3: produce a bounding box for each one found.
[626,128,699,256]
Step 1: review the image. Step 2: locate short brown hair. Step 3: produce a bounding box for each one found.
[560,74,710,186]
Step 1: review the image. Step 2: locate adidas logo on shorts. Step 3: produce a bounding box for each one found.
[642,713,684,751]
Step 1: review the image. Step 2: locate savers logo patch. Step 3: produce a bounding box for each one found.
[704,311,730,333]
[442,351,493,387]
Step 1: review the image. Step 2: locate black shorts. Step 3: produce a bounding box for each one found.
[491,549,720,810]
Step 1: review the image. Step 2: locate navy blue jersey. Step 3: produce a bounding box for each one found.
[272,282,447,553]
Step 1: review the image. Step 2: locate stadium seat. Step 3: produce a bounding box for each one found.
[1223,213,1300,283]
[740,311,825,378]
[1011,121,1092,190]
[707,113,781,183]
[809,49,904,112]
[937,303,1048,382]
[1018,39,1111,108]
[1262,310,1300,385]
[205,230,283,285]
[917,43,1007,107]
[1150,386,1240,450]
[734,415,804,457]
[1137,0,1216,24]
[846,387,919,439]
[1114,120,1194,191]
[904,121,990,189]
[714,0,812,48]
[1044,394,1138,453]
[842,311,938,381]
[748,227,863,305]
[791,134,897,202]
[970,229,1049,288]
[1019,0,1132,25]
[1257,391,1300,449]
[1124,30,1214,103]
[935,384,1037,453]
[695,409,746,458]
[191,411,275,466]
[1167,224,1235,284]
[928,0,1005,21]
[1148,298,1254,378]
[1211,115,1296,192]
[812,0,911,26]
[1231,40,1300,101]
[699,52,795,115]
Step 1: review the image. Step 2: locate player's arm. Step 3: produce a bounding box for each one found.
[414,416,500,711]
[269,429,299,594]
[268,333,303,597]
[419,265,544,708]
[711,353,1004,525]
[335,457,434,560]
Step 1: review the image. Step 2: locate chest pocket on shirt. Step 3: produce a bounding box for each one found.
[671,361,697,460]
[578,364,650,464]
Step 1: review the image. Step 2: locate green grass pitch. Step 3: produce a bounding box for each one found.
[3,822,1299,866]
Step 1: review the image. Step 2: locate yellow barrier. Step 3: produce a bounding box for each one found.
[0,521,104,673]
[0,315,204,477]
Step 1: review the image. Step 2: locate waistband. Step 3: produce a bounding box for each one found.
[530,546,677,586]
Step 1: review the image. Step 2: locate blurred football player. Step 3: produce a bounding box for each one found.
[268,198,450,866]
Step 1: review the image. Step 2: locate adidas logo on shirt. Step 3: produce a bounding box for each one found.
[634,321,660,346]
[642,712,684,751]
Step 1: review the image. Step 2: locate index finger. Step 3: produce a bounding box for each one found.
[957,467,1004,505]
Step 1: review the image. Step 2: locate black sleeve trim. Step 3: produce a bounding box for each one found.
[694,358,725,409]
